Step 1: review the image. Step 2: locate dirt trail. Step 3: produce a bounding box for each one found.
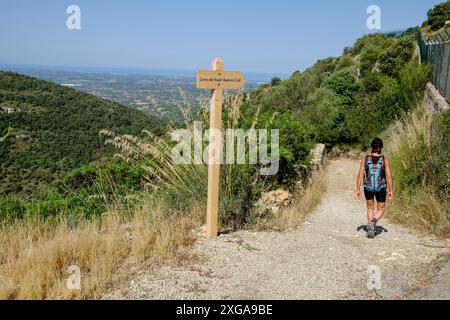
[106,159,450,300]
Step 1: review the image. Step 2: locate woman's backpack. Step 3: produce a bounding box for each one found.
[363,155,387,192]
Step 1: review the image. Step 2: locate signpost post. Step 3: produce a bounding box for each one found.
[197,58,245,238]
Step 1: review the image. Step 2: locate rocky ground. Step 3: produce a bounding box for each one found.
[105,159,450,300]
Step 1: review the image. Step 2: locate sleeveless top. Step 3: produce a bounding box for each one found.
[363,155,387,192]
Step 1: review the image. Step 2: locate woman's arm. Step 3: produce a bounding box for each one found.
[356,157,365,199]
[385,157,394,200]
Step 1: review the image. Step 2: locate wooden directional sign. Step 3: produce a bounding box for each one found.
[197,58,245,238]
[197,70,245,90]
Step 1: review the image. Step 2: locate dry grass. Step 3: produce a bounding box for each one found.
[384,108,436,155]
[387,186,449,237]
[256,165,328,231]
[384,107,450,237]
[0,198,203,300]
[0,214,127,299]
[130,200,203,262]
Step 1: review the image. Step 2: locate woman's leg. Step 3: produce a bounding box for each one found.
[366,199,375,223]
[374,202,386,222]
[373,190,387,222]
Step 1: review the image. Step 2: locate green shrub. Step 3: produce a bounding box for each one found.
[271,77,282,86]
[257,112,314,184]
[58,159,146,196]
[23,192,69,220]
[375,76,401,120]
[338,75,400,147]
[360,47,382,75]
[378,37,415,77]
[349,34,386,56]
[304,88,344,147]
[0,197,25,223]
[424,2,450,31]
[340,102,379,147]
[360,73,383,93]
[335,56,354,72]
[398,62,433,112]
[325,69,359,106]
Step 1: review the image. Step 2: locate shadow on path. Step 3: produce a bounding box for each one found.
[357,225,389,237]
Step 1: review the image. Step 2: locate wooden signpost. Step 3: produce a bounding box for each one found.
[197,58,245,238]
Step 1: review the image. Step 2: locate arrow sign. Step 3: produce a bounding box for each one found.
[197,70,245,90]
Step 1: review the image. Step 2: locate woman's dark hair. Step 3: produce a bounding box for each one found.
[371,138,383,153]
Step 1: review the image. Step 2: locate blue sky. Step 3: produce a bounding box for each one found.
[0,0,443,74]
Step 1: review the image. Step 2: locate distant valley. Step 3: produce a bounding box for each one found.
[0,66,277,122]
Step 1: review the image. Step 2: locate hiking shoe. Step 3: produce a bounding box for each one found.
[367,222,375,239]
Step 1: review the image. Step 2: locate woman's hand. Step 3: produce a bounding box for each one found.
[356,190,362,200]
[388,191,393,201]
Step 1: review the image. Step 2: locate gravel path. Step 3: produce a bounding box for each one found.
[106,159,450,300]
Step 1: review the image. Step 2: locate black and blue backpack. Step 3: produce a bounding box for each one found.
[363,155,387,192]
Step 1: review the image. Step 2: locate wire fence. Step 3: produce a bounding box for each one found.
[418,31,450,102]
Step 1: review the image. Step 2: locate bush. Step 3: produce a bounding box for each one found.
[257,112,314,184]
[378,37,415,77]
[271,77,282,86]
[375,76,401,120]
[360,73,383,93]
[360,47,382,75]
[349,34,386,56]
[0,197,25,224]
[340,102,379,147]
[425,2,450,31]
[335,56,354,72]
[304,88,344,147]
[337,75,397,147]
[325,69,359,106]
[398,62,433,112]
[24,192,69,220]
[58,160,146,197]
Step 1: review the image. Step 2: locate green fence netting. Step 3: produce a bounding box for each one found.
[418,31,450,102]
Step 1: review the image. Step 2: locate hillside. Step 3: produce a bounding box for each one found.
[0,72,164,198]
[243,31,431,151]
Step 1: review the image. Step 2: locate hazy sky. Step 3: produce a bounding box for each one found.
[0,0,443,74]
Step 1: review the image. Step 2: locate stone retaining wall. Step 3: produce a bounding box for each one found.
[423,82,449,114]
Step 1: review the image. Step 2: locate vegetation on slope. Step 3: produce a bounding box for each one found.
[0,72,164,198]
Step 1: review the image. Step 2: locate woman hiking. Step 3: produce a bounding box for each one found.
[356,138,393,239]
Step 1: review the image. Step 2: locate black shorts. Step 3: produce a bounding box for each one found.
[364,188,387,203]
